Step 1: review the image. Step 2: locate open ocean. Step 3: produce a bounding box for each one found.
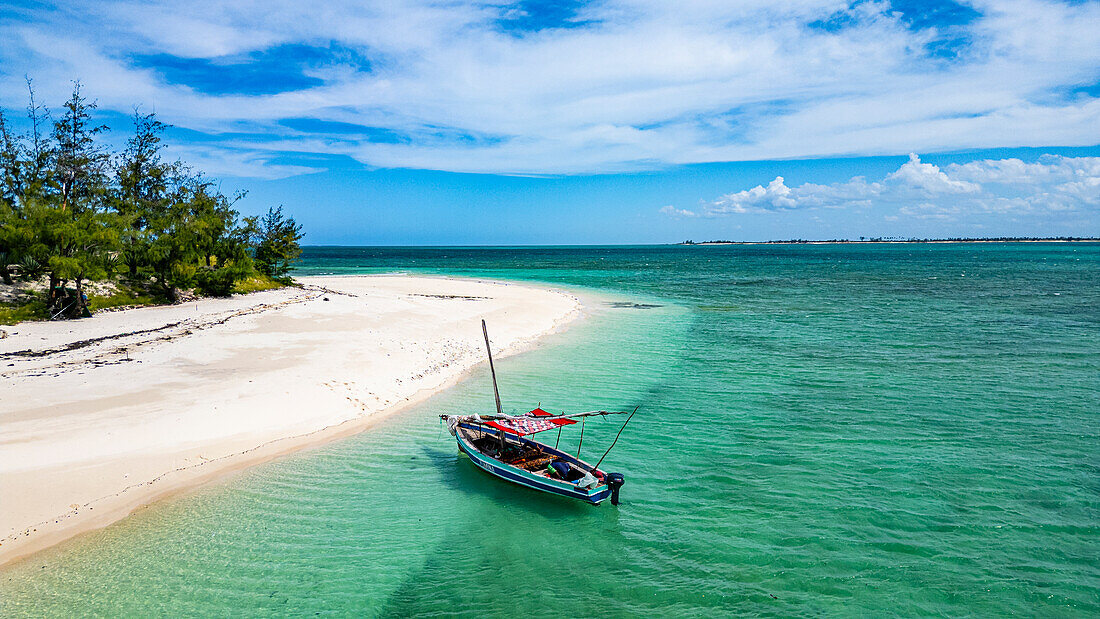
[3,243,1098,616]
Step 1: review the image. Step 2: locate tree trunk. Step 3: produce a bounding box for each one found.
[74,275,88,318]
[127,241,139,278]
[158,276,177,303]
[47,273,61,312]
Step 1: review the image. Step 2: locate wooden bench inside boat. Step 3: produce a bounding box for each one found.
[511,455,555,471]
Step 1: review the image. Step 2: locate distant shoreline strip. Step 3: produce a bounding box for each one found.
[681,238,1100,246]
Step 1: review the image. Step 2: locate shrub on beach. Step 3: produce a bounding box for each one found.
[231,274,288,295]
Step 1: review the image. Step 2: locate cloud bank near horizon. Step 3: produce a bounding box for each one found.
[663,154,1100,221]
[1,0,1099,178]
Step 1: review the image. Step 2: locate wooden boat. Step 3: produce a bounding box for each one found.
[442,408,627,505]
[440,321,633,505]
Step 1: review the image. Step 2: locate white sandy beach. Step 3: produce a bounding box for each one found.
[0,275,581,566]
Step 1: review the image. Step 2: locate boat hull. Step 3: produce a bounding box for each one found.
[455,424,612,505]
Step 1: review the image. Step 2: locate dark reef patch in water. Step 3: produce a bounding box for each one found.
[606,301,662,309]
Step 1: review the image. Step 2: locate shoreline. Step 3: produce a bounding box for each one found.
[0,275,584,568]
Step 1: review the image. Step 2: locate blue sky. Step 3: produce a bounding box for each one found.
[2,0,1098,243]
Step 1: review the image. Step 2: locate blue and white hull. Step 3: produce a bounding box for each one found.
[453,422,614,505]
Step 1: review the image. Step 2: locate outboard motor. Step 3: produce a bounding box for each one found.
[606,473,625,506]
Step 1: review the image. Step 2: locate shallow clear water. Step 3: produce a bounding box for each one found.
[3,243,1099,615]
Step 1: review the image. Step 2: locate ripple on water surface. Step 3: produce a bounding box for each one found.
[2,243,1099,616]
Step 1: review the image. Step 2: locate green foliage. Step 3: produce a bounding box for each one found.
[231,274,286,294]
[113,110,173,277]
[0,80,304,323]
[194,262,252,297]
[0,82,120,318]
[53,82,110,214]
[250,206,304,278]
[85,282,159,312]
[0,299,48,325]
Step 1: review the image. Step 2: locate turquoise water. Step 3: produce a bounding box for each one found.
[3,243,1099,615]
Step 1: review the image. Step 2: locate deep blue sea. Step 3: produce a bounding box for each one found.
[2,243,1098,615]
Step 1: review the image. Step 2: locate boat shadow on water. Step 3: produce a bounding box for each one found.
[374,447,629,614]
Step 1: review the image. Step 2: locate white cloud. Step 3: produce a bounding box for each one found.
[659,205,698,217]
[693,154,1100,219]
[162,145,321,180]
[886,153,980,195]
[709,175,880,214]
[1,0,1099,176]
[948,154,1100,186]
[710,176,799,213]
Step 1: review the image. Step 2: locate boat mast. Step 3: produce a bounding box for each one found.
[482,319,504,417]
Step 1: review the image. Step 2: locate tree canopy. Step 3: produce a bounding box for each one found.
[0,82,304,319]
[251,206,305,280]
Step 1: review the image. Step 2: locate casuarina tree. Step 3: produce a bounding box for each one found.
[250,206,304,280]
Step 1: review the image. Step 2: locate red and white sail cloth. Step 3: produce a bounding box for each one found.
[483,407,576,437]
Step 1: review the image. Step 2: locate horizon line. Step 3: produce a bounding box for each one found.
[299,237,1100,248]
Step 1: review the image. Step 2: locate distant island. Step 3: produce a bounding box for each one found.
[681,237,1100,245]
